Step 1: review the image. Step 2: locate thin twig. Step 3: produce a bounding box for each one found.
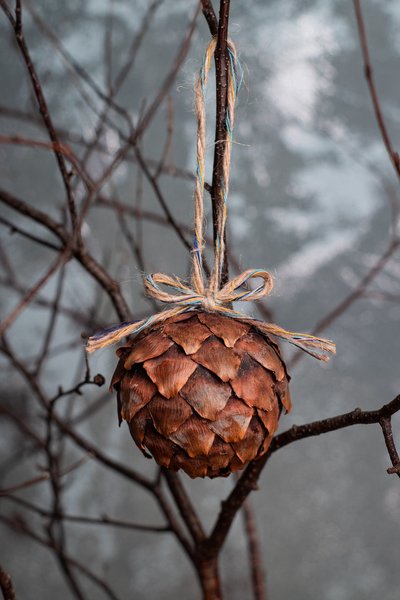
[162,470,205,543]
[34,264,66,375]
[200,0,218,35]
[380,417,400,478]
[3,495,171,533]
[0,454,92,497]
[0,215,61,251]
[0,1,79,230]
[0,249,71,337]
[353,0,400,178]
[242,499,267,600]
[290,238,400,368]
[0,516,119,600]
[134,146,193,253]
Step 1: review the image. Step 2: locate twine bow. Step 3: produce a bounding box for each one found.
[86,38,335,362]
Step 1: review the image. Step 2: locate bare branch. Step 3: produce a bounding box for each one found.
[0,0,79,230]
[211,0,231,286]
[0,516,119,600]
[201,0,218,36]
[163,470,205,544]
[242,500,267,600]
[0,566,16,600]
[380,417,400,478]
[353,0,400,178]
[202,394,400,558]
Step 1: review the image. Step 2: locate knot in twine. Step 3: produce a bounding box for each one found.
[86,38,335,362]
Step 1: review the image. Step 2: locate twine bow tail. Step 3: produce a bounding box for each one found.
[86,270,335,362]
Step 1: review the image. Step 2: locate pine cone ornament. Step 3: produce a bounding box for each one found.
[111,310,291,478]
[87,39,335,478]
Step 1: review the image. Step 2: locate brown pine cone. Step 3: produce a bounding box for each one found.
[111,311,291,478]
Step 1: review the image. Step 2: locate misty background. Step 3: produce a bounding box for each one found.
[1,1,400,598]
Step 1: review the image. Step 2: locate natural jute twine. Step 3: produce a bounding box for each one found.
[87,38,335,362]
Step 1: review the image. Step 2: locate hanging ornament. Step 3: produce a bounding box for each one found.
[87,38,335,478]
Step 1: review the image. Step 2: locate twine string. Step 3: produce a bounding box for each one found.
[86,38,335,362]
[193,38,242,294]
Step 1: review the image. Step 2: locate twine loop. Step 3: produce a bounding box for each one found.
[143,269,273,313]
[86,37,336,362]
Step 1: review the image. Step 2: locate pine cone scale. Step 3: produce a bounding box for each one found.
[143,347,197,399]
[197,312,249,346]
[235,332,286,379]
[148,394,192,436]
[163,319,212,354]
[119,369,157,420]
[209,397,253,442]
[169,417,216,457]
[124,330,173,368]
[190,336,242,382]
[230,355,275,411]
[180,366,231,420]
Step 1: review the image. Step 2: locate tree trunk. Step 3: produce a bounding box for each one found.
[197,558,222,600]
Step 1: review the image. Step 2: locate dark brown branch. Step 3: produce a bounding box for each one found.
[6,354,194,566]
[162,470,205,543]
[0,473,51,496]
[151,481,194,560]
[75,250,131,321]
[1,340,194,560]
[201,0,218,36]
[51,513,171,533]
[0,188,131,321]
[75,4,200,236]
[201,394,400,558]
[196,559,222,600]
[211,0,231,286]
[0,566,16,600]
[0,104,213,189]
[0,188,67,242]
[380,418,400,478]
[0,338,152,489]
[0,0,79,230]
[0,516,119,600]
[95,195,247,283]
[0,215,61,251]
[0,135,90,182]
[353,0,400,178]
[134,147,192,252]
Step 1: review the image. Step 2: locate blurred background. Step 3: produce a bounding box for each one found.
[1,1,400,598]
